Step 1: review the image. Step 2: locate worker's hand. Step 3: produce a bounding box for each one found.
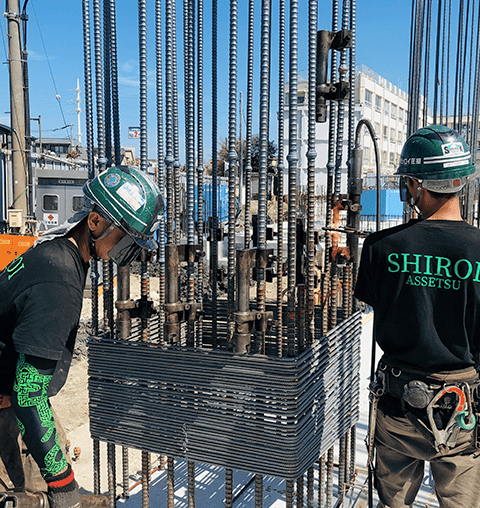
[45,464,81,508]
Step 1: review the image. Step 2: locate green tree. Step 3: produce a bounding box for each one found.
[217,135,278,175]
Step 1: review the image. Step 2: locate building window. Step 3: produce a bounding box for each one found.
[383,126,388,140]
[384,101,390,117]
[389,153,395,165]
[375,122,381,137]
[43,194,59,212]
[391,104,397,119]
[375,95,382,112]
[365,89,372,106]
[297,91,305,104]
[72,196,84,212]
[399,108,404,123]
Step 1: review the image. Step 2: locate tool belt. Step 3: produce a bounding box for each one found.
[373,360,480,453]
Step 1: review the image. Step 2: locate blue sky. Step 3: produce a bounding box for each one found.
[0,0,412,161]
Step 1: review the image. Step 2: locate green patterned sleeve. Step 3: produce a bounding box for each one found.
[11,353,68,477]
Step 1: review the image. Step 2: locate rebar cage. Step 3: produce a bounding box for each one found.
[88,311,361,480]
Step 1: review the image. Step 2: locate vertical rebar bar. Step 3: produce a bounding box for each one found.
[318,456,325,508]
[227,0,239,347]
[93,439,100,495]
[142,450,150,508]
[349,424,356,483]
[187,460,195,508]
[82,0,95,180]
[167,456,174,508]
[172,3,181,241]
[84,0,99,481]
[433,0,443,122]
[296,475,304,508]
[422,0,432,125]
[103,0,112,168]
[307,466,314,508]
[256,0,271,355]
[276,0,285,357]
[325,0,339,269]
[286,479,294,508]
[326,447,334,508]
[225,469,233,508]
[244,0,255,250]
[287,0,299,357]
[122,446,129,499]
[156,0,166,343]
[338,435,346,500]
[255,473,263,508]
[93,0,106,172]
[306,0,318,348]
[211,0,219,345]
[109,0,121,166]
[107,443,116,508]
[329,266,338,329]
[196,0,204,347]
[297,284,306,352]
[165,0,175,245]
[139,0,148,173]
[184,0,196,346]
[334,0,349,199]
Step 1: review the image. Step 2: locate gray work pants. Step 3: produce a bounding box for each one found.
[0,406,70,493]
[375,409,480,508]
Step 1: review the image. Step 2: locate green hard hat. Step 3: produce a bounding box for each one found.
[396,125,475,193]
[83,166,164,251]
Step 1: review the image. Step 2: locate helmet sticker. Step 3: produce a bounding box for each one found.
[444,158,470,169]
[117,182,146,211]
[104,173,121,188]
[441,142,464,155]
[400,157,422,165]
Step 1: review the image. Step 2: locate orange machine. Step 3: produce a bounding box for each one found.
[0,234,37,271]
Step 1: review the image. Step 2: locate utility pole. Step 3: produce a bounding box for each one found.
[6,0,28,228]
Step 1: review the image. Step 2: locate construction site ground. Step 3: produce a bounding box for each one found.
[51,277,440,507]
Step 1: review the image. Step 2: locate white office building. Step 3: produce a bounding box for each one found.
[282,64,431,193]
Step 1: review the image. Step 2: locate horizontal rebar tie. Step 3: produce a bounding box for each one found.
[87,311,361,479]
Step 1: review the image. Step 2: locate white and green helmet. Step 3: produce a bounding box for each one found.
[396,125,475,194]
[84,166,164,265]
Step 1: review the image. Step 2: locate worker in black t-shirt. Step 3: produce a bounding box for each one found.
[355,125,480,508]
[0,166,163,508]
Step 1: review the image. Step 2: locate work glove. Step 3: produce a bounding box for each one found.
[45,464,81,508]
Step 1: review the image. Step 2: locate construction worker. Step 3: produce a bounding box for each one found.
[355,125,480,508]
[0,166,163,507]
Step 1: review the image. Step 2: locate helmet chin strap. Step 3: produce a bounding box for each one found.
[407,179,423,217]
[88,223,116,261]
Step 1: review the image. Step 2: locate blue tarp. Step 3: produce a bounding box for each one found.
[360,189,403,217]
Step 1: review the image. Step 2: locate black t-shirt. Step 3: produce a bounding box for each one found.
[355,219,480,372]
[0,237,89,396]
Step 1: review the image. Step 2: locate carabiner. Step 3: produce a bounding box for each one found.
[457,410,476,430]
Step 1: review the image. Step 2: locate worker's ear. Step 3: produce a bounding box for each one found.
[87,211,104,234]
